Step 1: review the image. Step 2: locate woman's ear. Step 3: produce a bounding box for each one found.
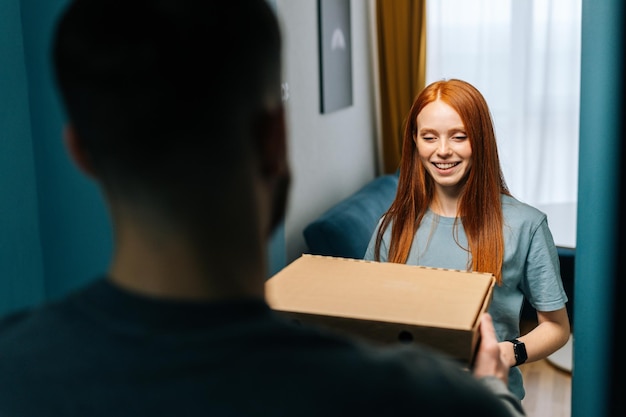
[64,124,97,178]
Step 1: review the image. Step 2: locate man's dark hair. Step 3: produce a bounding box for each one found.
[53,0,282,199]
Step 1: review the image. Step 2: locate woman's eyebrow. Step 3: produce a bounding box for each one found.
[417,127,466,135]
[448,126,466,134]
[417,128,438,135]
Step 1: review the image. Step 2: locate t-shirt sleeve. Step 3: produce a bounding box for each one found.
[522,217,569,311]
[478,376,527,416]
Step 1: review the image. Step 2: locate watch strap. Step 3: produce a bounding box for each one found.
[506,338,528,367]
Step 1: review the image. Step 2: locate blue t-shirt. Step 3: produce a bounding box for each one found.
[364,194,569,400]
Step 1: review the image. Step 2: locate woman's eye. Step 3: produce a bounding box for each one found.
[422,136,436,141]
[453,135,467,141]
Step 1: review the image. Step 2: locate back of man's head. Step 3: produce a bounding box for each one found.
[53,0,282,206]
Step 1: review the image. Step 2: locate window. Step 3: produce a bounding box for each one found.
[426,0,582,213]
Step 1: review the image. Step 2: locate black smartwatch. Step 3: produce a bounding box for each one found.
[506,338,528,367]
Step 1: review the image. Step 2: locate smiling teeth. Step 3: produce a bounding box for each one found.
[434,162,458,169]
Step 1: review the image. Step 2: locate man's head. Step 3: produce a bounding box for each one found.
[53,0,287,236]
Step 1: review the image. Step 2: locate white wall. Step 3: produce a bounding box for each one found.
[276,0,379,262]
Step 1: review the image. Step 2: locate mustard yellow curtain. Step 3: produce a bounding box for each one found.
[376,0,427,173]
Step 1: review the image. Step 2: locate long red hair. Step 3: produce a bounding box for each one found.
[373,79,510,284]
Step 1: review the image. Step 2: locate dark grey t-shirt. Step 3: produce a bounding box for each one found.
[0,278,523,416]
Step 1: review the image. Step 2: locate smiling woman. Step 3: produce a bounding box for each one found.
[364,78,571,403]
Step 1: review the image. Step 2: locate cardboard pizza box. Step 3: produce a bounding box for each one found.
[265,254,495,364]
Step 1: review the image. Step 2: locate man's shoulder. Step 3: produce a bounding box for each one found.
[0,299,76,352]
[0,279,106,354]
[0,307,37,341]
[0,299,61,331]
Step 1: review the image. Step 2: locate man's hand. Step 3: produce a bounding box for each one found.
[472,313,509,385]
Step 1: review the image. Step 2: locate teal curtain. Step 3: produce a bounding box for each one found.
[21,0,113,301]
[0,0,46,314]
[573,0,623,415]
[0,0,113,316]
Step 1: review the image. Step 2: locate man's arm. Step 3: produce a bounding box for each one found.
[473,313,527,416]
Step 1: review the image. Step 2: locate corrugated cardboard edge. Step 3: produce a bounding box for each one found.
[468,275,495,364]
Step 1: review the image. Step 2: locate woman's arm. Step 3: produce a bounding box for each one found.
[499,307,570,367]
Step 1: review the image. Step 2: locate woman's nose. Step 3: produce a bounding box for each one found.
[437,139,452,156]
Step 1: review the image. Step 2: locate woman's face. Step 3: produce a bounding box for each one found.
[415,99,472,194]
